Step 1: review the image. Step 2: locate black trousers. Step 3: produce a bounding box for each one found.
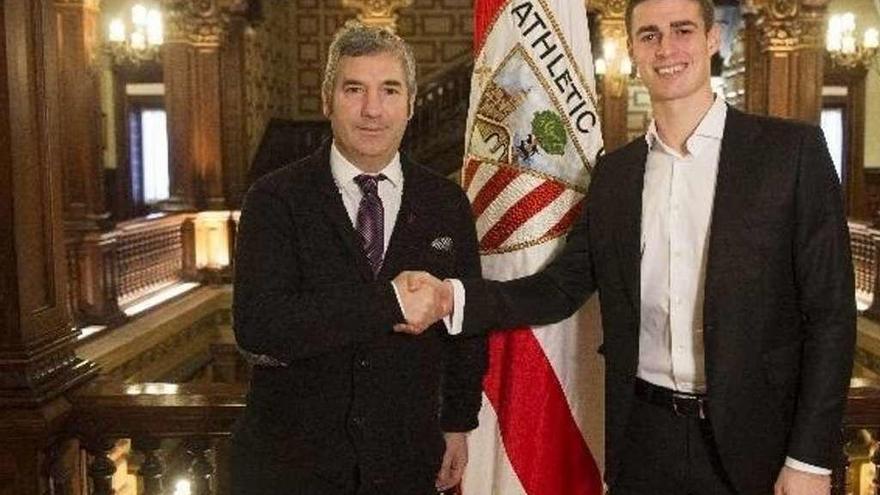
[231,437,438,495]
[610,394,738,495]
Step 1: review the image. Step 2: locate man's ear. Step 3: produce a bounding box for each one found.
[707,22,722,57]
[322,93,331,118]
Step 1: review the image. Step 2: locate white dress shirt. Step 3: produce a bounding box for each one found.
[330,142,402,255]
[638,95,726,394]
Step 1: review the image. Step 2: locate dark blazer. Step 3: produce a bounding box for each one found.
[232,144,486,494]
[461,107,856,495]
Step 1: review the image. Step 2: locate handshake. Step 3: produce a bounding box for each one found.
[392,271,454,335]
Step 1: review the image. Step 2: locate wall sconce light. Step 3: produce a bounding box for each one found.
[106,4,164,65]
[826,13,879,71]
[595,40,633,98]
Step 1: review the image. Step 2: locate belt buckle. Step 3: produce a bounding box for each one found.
[671,392,706,419]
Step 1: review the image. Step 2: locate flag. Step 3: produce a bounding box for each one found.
[461,0,605,494]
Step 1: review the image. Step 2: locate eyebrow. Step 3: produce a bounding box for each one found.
[340,78,405,87]
[635,19,699,36]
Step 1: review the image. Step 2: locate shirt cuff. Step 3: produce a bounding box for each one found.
[785,457,831,475]
[446,279,465,335]
[391,281,406,321]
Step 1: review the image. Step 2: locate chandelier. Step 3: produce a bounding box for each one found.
[826,13,879,71]
[106,4,164,65]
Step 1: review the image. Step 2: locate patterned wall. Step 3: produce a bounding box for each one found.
[289,0,356,117]
[397,0,473,79]
[243,1,298,163]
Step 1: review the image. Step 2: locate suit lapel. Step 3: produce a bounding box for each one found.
[378,157,423,280]
[310,147,375,282]
[704,107,761,302]
[613,140,649,314]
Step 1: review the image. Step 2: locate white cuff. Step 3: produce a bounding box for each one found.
[391,281,406,320]
[446,279,465,335]
[784,456,831,475]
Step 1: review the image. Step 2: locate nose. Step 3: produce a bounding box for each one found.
[361,89,382,118]
[655,35,673,58]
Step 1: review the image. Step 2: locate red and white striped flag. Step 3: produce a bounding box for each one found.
[462,1,605,494]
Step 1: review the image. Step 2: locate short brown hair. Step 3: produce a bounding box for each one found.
[322,20,417,110]
[625,0,715,39]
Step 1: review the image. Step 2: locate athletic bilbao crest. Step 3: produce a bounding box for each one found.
[464,0,603,255]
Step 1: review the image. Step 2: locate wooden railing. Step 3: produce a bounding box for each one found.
[850,221,876,301]
[835,378,880,495]
[115,214,189,306]
[67,211,243,330]
[70,380,246,495]
[62,376,880,495]
[403,54,474,176]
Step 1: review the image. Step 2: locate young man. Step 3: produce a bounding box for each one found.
[231,22,485,495]
[396,0,856,493]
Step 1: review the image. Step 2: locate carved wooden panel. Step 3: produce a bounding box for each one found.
[54,0,106,223]
[0,0,70,346]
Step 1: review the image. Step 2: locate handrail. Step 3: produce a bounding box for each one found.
[845,377,880,427]
[69,380,246,495]
[70,380,246,439]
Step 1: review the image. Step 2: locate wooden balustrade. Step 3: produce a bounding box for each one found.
[835,379,880,495]
[402,55,474,176]
[851,221,876,300]
[115,214,190,306]
[62,376,880,495]
[848,221,880,321]
[70,380,246,495]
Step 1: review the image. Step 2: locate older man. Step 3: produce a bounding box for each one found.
[231,21,486,495]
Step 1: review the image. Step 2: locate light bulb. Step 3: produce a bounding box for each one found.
[108,19,126,43]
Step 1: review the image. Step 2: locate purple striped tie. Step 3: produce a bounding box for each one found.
[354,174,386,276]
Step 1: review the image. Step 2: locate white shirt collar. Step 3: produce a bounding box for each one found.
[645,95,728,158]
[329,141,403,192]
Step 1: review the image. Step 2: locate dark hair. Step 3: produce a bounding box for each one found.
[625,0,715,39]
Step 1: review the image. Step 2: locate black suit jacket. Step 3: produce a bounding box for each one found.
[461,107,856,495]
[232,144,486,493]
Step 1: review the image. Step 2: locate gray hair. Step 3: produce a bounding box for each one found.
[322,20,418,110]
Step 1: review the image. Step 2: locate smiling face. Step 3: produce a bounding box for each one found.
[628,0,720,107]
[323,51,411,173]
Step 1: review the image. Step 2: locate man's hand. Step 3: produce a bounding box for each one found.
[774,466,830,495]
[436,432,467,492]
[392,271,452,334]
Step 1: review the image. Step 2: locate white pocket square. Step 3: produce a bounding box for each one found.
[431,236,453,252]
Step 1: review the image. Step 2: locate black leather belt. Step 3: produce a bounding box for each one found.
[635,378,708,419]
